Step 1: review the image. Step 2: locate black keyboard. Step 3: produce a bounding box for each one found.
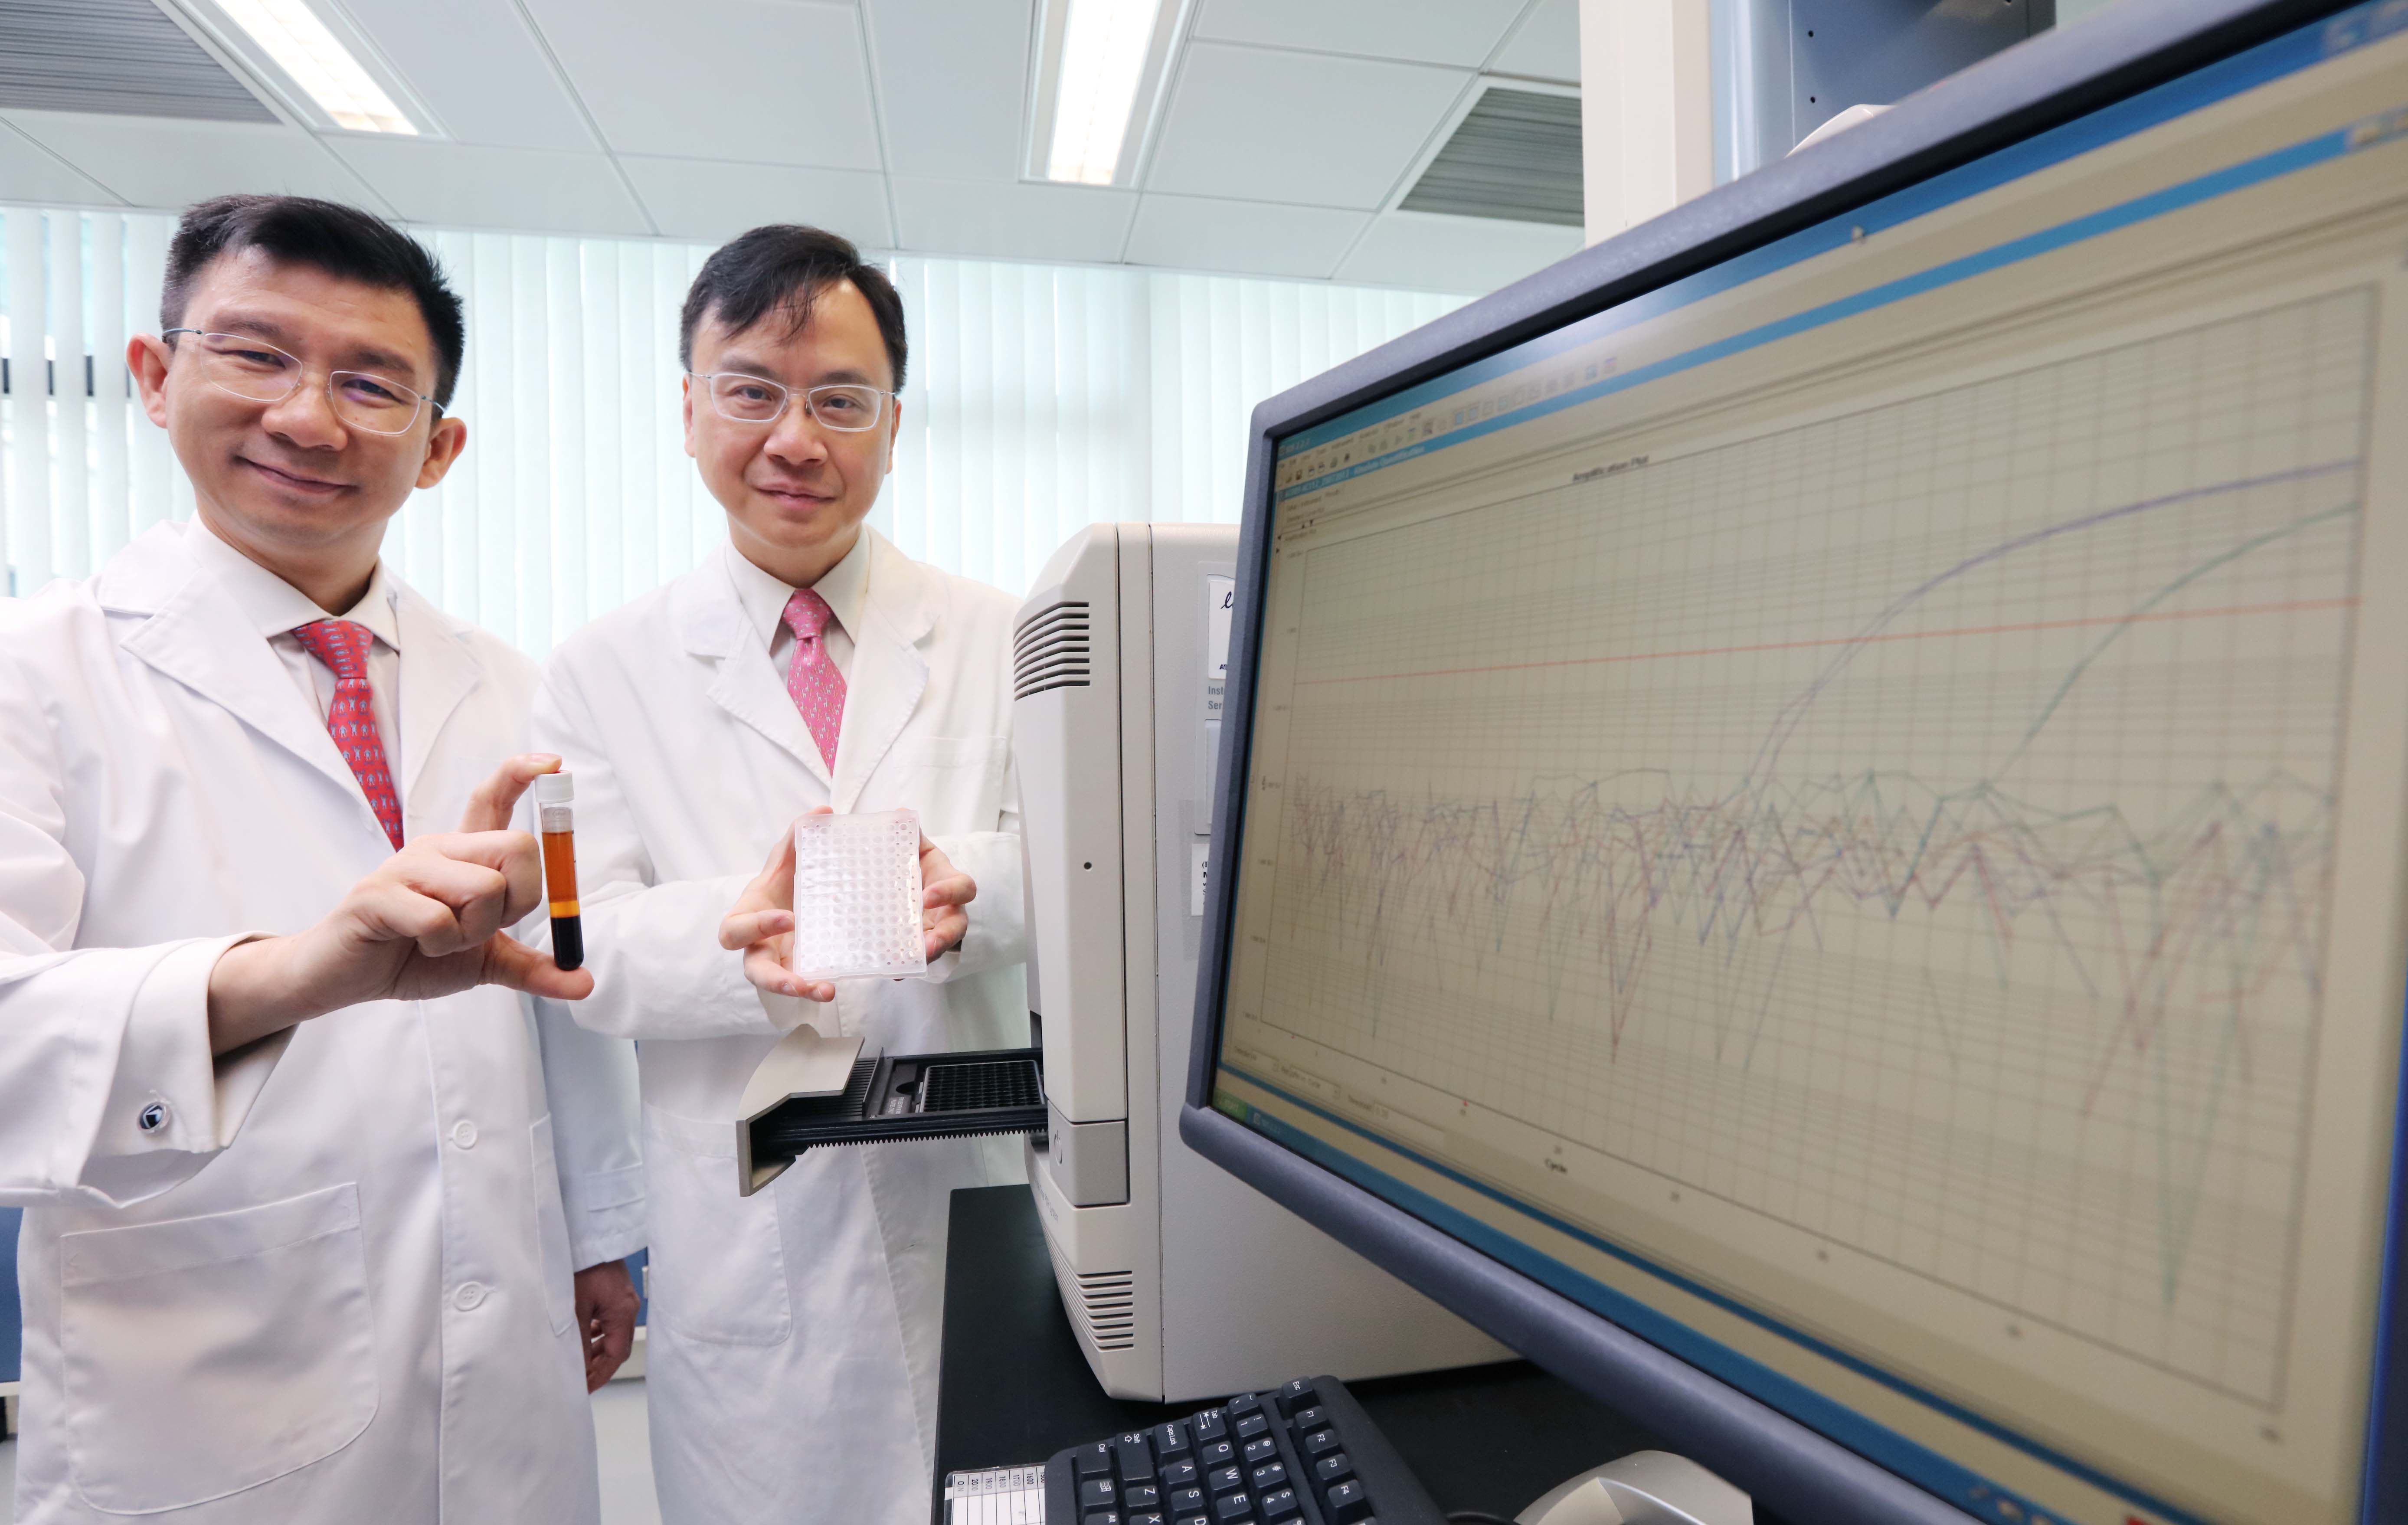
[1042,1374,1442,1525]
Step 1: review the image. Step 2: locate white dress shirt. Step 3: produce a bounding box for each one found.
[182,515,405,774]
[721,527,872,682]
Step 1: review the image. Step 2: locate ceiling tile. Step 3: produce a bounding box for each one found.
[1489,0,1580,83]
[0,118,122,204]
[328,139,651,236]
[1123,194,1368,279]
[864,0,1028,181]
[1,111,386,212]
[341,0,597,151]
[892,178,1135,263]
[622,156,892,247]
[1333,209,1580,294]
[521,0,882,170]
[1144,44,1468,210]
[1191,0,1525,68]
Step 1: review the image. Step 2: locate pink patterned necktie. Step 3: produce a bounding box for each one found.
[782,587,846,771]
[291,619,404,850]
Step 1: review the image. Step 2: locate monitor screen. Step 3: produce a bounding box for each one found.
[1206,7,2408,1524]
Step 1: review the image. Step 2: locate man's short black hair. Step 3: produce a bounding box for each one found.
[679,225,907,392]
[162,194,466,408]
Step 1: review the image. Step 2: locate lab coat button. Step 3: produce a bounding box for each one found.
[452,1119,479,1149]
[137,1100,169,1133]
[453,1281,487,1311]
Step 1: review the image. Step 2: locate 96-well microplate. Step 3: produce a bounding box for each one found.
[791,809,927,982]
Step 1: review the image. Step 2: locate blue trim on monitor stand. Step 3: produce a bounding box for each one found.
[1182,4,2401,1523]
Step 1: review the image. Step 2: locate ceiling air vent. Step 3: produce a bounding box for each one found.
[0,0,276,122]
[1401,88,1582,227]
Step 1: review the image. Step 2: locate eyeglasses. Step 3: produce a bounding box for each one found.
[689,371,892,432]
[163,329,442,437]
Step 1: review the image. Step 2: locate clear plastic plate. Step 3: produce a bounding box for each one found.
[790,808,929,982]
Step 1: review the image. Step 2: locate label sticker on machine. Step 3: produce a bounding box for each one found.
[1191,841,1210,917]
[1206,575,1233,720]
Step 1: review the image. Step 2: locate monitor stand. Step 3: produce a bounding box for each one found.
[1517,1451,1752,1525]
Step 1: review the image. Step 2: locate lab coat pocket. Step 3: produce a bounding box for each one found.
[58,1182,379,1514]
[645,1105,793,1346]
[530,1116,579,1335]
[892,735,1008,828]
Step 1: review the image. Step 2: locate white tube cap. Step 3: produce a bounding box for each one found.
[533,772,574,805]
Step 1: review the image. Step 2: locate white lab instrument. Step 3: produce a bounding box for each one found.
[791,807,928,980]
[1013,522,1506,1401]
[1517,1454,1754,1525]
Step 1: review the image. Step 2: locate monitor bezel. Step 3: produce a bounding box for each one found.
[1177,1,2408,1522]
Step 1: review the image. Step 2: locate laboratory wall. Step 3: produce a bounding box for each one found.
[0,206,1462,647]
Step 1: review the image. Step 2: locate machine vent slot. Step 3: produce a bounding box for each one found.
[1401,88,1582,226]
[1014,599,1092,700]
[1073,1270,1137,1351]
[0,0,278,121]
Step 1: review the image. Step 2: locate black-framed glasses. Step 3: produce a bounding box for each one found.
[163,329,443,436]
[689,371,893,432]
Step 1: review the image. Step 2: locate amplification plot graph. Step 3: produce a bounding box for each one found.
[1257,289,2376,1405]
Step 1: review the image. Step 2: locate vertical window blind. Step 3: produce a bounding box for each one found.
[0,206,1462,651]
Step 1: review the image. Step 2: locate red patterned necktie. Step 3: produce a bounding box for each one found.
[782,588,846,771]
[291,619,404,850]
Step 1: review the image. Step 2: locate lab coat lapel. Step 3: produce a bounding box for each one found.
[101,525,367,808]
[831,534,933,814]
[675,554,834,789]
[393,583,483,813]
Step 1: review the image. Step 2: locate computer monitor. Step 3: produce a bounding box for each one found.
[1180,3,2408,1524]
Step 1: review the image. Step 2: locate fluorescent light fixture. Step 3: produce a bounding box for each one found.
[1045,0,1166,184]
[215,0,416,134]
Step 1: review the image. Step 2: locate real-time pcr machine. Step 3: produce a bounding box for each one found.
[1011,522,1507,1400]
[982,1,2408,1523]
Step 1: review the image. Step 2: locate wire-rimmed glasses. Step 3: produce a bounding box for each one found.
[163,329,442,436]
[689,371,893,432]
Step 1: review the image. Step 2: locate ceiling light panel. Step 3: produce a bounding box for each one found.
[1044,0,1169,185]
[212,0,416,133]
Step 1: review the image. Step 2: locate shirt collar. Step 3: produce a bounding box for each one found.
[183,515,403,652]
[723,528,874,651]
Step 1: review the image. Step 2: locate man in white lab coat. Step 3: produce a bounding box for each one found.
[533,226,1026,1525]
[0,196,643,1523]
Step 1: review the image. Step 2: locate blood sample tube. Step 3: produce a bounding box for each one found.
[534,772,582,971]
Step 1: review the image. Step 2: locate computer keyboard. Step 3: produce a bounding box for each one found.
[1040,1374,1442,1525]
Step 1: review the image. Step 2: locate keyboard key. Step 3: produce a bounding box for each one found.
[1241,1437,1277,1467]
[1153,1421,1193,1458]
[1227,1393,1265,1420]
[1324,1479,1371,1522]
[1234,1414,1270,1442]
[1192,1411,1230,1444]
[1116,1435,1156,1482]
[1277,1378,1316,1413]
[1081,1478,1119,1509]
[1313,1453,1354,1487]
[1300,1428,1341,1458]
[1249,1461,1288,1491]
[1174,1516,1207,1525]
[1083,1513,1121,1525]
[1129,1515,1166,1525]
[1212,1495,1253,1524]
[1170,1487,1205,1515]
[1207,1464,1244,1496]
[1163,1460,1199,1489]
[1201,1440,1236,1470]
[1126,1483,1162,1509]
[1260,1486,1302,1522]
[1077,1443,1116,1477]
[1289,1406,1326,1431]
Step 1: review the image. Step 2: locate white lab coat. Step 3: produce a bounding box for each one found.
[532,530,1027,1525]
[0,522,644,1524]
